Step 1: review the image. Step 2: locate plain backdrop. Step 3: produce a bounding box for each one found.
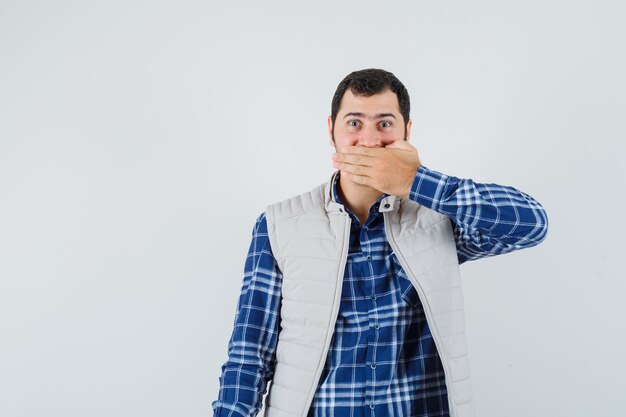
[1,1,625,416]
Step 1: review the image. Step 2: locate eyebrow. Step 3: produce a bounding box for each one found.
[342,112,397,120]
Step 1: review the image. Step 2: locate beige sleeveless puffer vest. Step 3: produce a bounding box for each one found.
[262,170,475,417]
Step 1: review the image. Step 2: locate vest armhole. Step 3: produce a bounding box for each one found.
[264,204,285,274]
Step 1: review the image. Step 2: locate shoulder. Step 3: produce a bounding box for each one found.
[265,181,327,225]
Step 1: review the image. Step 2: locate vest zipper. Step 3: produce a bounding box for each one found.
[382,211,457,417]
[302,212,352,416]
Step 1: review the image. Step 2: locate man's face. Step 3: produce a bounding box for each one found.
[328,88,412,151]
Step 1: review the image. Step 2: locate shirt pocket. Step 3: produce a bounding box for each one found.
[397,267,421,308]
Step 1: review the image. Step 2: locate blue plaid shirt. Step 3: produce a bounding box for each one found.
[211,165,548,417]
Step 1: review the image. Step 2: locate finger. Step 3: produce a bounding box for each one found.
[334,160,371,176]
[341,169,370,186]
[335,152,375,167]
[340,146,382,157]
[387,139,418,153]
[384,139,411,150]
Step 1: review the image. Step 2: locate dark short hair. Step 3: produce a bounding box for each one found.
[330,68,410,134]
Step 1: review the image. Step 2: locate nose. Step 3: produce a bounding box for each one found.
[357,125,384,147]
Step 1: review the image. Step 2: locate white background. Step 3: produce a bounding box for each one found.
[1,1,625,416]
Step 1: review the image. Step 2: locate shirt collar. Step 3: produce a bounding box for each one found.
[332,171,391,216]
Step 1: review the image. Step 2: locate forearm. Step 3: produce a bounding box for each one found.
[408,165,549,261]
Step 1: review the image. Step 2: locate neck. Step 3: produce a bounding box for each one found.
[336,172,384,223]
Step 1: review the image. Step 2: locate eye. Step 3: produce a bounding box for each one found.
[380,121,392,128]
[347,120,360,127]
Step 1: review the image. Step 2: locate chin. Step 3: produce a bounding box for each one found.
[354,182,377,192]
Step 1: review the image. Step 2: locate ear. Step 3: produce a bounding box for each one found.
[327,115,334,147]
[405,119,413,142]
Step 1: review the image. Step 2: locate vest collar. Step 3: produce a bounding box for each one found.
[323,170,405,214]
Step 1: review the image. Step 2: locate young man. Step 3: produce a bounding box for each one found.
[211,69,548,417]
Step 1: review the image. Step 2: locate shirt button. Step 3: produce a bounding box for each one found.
[374,324,380,330]
[370,295,377,300]
[366,255,371,261]
[362,226,369,231]
[370,404,375,409]
[384,203,390,208]
[371,363,376,369]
